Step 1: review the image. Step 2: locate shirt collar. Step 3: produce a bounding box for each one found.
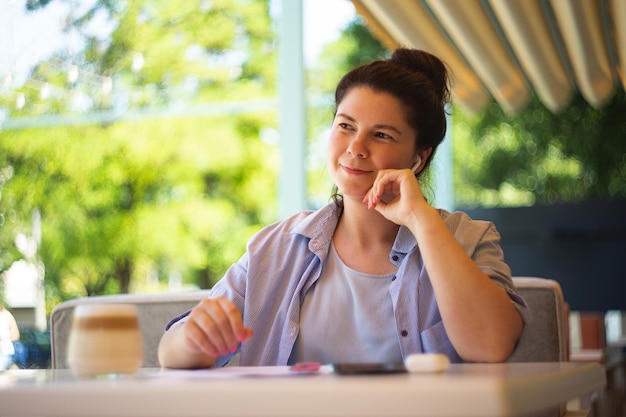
[291,202,340,255]
[292,201,418,257]
[393,225,418,254]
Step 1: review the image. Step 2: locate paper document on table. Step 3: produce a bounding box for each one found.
[155,365,333,379]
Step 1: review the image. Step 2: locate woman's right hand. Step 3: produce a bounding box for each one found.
[158,296,253,369]
[182,297,254,357]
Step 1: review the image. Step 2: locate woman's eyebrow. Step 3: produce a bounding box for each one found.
[335,113,355,122]
[373,123,402,135]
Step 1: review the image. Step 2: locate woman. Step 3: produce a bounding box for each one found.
[0,304,20,370]
[158,48,527,369]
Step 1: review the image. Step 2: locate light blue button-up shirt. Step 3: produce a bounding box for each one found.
[167,202,527,366]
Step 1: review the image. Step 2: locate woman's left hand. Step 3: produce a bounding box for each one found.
[363,168,427,225]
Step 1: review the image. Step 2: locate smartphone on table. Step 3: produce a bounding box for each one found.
[332,362,406,375]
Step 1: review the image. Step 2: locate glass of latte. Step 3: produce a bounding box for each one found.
[67,304,143,377]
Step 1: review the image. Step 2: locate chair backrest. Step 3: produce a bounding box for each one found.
[507,277,569,362]
[50,277,569,368]
[50,291,210,368]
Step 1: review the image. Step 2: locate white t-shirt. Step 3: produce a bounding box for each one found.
[0,310,16,356]
[289,243,403,364]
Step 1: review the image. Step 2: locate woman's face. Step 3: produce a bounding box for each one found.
[327,86,418,200]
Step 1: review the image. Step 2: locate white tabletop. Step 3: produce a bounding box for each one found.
[0,362,605,417]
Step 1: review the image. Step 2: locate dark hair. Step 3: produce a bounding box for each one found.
[331,48,452,206]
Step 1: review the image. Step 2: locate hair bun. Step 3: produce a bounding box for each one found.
[391,49,450,105]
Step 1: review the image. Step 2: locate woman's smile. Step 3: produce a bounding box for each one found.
[340,164,372,175]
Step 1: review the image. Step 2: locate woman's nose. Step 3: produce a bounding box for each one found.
[346,134,367,158]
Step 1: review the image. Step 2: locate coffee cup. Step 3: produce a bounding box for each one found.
[67,304,143,377]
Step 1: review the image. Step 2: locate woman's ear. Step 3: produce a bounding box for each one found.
[410,156,422,173]
[412,147,433,173]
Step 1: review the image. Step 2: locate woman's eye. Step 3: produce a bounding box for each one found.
[375,132,392,140]
[336,122,356,132]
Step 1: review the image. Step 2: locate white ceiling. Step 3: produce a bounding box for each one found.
[350,0,625,114]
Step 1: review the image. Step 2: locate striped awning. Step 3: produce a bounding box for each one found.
[350,0,625,114]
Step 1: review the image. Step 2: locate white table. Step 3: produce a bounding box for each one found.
[0,362,606,417]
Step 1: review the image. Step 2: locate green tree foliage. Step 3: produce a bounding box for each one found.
[1,113,277,308]
[0,0,277,310]
[310,20,388,96]
[453,91,626,207]
[9,0,275,118]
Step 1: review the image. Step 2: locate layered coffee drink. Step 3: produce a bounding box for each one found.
[67,304,143,376]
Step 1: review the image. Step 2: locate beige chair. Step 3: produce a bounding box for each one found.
[50,290,210,369]
[509,277,607,417]
[508,277,568,417]
[508,276,569,363]
[50,276,569,368]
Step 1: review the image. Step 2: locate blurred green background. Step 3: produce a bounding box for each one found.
[1,0,624,316]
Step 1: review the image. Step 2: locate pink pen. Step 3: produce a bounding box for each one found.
[290,362,322,372]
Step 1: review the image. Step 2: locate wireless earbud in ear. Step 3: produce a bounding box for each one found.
[410,156,422,173]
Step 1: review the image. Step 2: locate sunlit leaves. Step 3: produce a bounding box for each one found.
[453,91,626,207]
[0,0,279,311]
[1,110,277,311]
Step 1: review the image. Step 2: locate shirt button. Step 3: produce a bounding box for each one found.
[401,330,409,337]
[392,255,399,262]
[391,276,397,281]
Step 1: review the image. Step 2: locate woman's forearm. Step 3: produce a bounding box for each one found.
[407,204,523,362]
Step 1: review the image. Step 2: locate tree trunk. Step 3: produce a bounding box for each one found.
[116,258,132,294]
